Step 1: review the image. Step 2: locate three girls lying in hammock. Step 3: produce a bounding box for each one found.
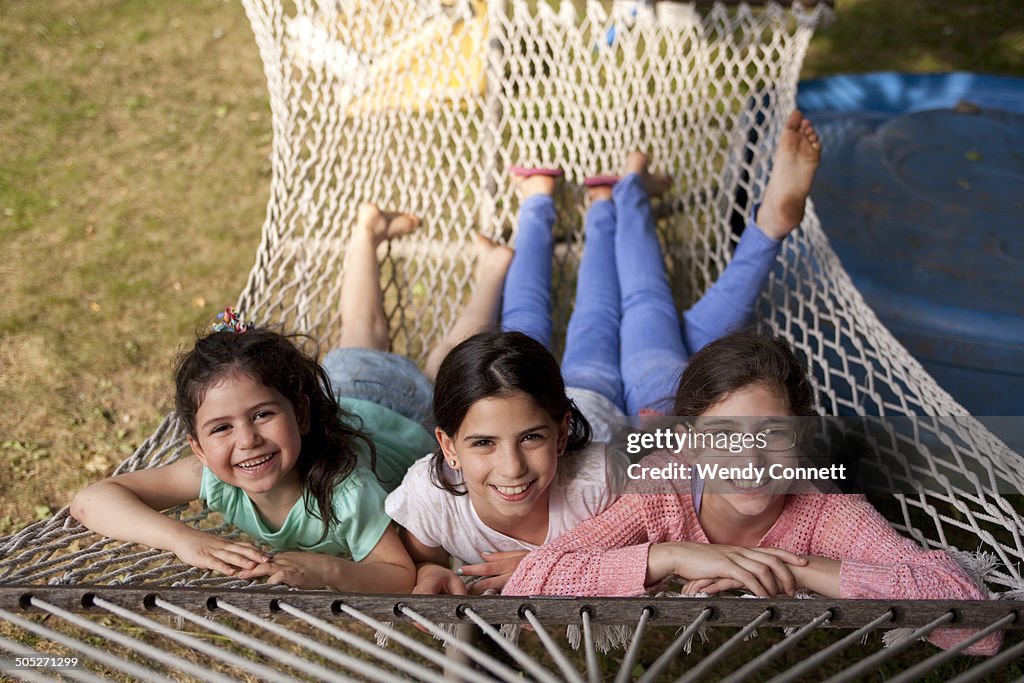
[71,112,1000,655]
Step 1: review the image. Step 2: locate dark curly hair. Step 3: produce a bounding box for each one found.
[175,328,376,538]
[430,331,592,495]
[672,329,817,417]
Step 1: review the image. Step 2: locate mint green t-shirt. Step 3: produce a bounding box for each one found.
[199,397,436,560]
[200,464,389,560]
[338,397,437,493]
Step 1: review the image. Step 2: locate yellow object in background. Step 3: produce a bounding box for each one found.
[286,1,488,114]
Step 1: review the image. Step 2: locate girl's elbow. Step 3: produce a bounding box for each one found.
[69,488,94,525]
[931,627,1003,656]
[971,631,1003,657]
[399,564,417,592]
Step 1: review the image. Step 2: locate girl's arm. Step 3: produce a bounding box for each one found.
[649,542,806,597]
[807,495,1001,655]
[69,458,269,575]
[238,525,416,593]
[505,492,805,597]
[400,528,467,596]
[458,550,530,595]
[503,493,660,597]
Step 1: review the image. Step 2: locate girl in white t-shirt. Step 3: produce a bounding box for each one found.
[385,330,630,594]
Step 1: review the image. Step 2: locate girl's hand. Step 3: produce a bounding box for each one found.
[172,530,270,576]
[681,555,841,597]
[413,564,467,596]
[788,555,841,597]
[681,578,743,596]
[407,564,466,634]
[649,542,807,597]
[459,550,530,595]
[236,551,338,589]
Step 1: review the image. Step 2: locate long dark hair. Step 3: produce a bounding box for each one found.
[430,331,592,495]
[672,329,817,417]
[175,328,376,536]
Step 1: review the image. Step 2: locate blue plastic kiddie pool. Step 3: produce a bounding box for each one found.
[796,72,1024,451]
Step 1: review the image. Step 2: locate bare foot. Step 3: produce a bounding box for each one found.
[356,203,420,247]
[756,111,822,240]
[512,173,557,198]
[624,151,672,197]
[472,231,514,282]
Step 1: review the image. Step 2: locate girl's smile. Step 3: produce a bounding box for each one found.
[188,371,307,515]
[492,480,535,501]
[437,390,568,543]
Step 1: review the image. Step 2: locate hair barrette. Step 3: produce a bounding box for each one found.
[211,306,254,334]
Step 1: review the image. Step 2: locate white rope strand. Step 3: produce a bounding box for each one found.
[637,608,714,683]
[674,609,774,683]
[68,598,239,683]
[276,601,451,683]
[151,597,347,682]
[946,638,1024,683]
[821,611,956,683]
[90,595,279,679]
[886,613,1016,683]
[0,656,59,683]
[331,601,497,683]
[764,610,896,683]
[580,608,600,683]
[521,608,586,683]
[396,604,523,683]
[0,634,98,683]
[459,606,563,683]
[613,607,654,683]
[719,609,834,683]
[0,606,172,683]
[216,599,397,682]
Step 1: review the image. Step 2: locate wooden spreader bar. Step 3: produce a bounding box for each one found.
[1,586,1019,629]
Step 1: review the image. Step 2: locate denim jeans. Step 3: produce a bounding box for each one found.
[322,348,435,428]
[501,175,684,415]
[501,180,782,417]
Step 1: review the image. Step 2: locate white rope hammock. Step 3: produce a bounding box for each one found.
[3,0,1023,678]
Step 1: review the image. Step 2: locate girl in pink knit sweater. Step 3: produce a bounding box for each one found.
[503,330,1001,655]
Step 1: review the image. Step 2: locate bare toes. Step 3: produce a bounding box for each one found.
[382,212,420,240]
[624,151,649,175]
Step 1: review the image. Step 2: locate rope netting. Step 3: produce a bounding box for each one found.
[3,0,1023,678]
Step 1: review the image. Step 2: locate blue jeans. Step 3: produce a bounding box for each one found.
[322,348,435,428]
[501,176,685,415]
[613,174,687,415]
[501,182,783,416]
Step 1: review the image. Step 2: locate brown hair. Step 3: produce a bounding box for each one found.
[672,329,816,417]
[429,331,592,495]
[175,328,376,538]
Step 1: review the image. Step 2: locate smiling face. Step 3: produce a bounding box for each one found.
[187,370,308,506]
[437,390,568,543]
[690,382,798,540]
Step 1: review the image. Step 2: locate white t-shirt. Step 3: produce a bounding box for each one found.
[384,443,629,565]
[566,387,625,444]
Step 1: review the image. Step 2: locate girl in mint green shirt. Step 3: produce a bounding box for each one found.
[70,204,508,592]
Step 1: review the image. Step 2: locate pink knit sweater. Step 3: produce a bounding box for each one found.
[504,480,1001,655]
